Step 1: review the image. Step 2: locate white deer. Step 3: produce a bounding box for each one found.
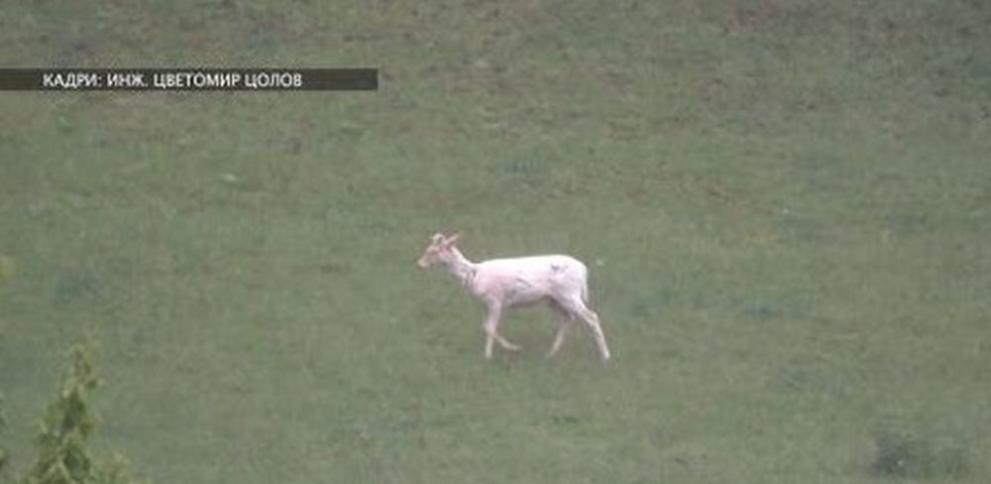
[417,232,611,361]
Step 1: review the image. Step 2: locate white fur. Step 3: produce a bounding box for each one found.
[417,232,611,361]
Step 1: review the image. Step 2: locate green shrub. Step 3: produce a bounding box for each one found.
[18,344,146,484]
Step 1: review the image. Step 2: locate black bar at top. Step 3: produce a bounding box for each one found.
[0,68,378,91]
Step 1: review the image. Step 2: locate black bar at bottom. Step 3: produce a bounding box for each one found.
[0,68,378,91]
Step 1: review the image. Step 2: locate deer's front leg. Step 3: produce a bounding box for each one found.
[482,302,502,359]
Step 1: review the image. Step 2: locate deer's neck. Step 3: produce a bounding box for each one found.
[445,247,478,288]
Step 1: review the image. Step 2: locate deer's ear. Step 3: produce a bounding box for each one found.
[431,232,445,243]
[443,233,461,247]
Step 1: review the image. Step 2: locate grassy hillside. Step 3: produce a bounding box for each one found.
[1,1,989,482]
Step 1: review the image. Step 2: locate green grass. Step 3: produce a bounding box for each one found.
[1,0,990,482]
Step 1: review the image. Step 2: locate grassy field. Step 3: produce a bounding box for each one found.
[1,0,990,482]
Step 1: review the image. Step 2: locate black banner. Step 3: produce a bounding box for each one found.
[0,68,378,91]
